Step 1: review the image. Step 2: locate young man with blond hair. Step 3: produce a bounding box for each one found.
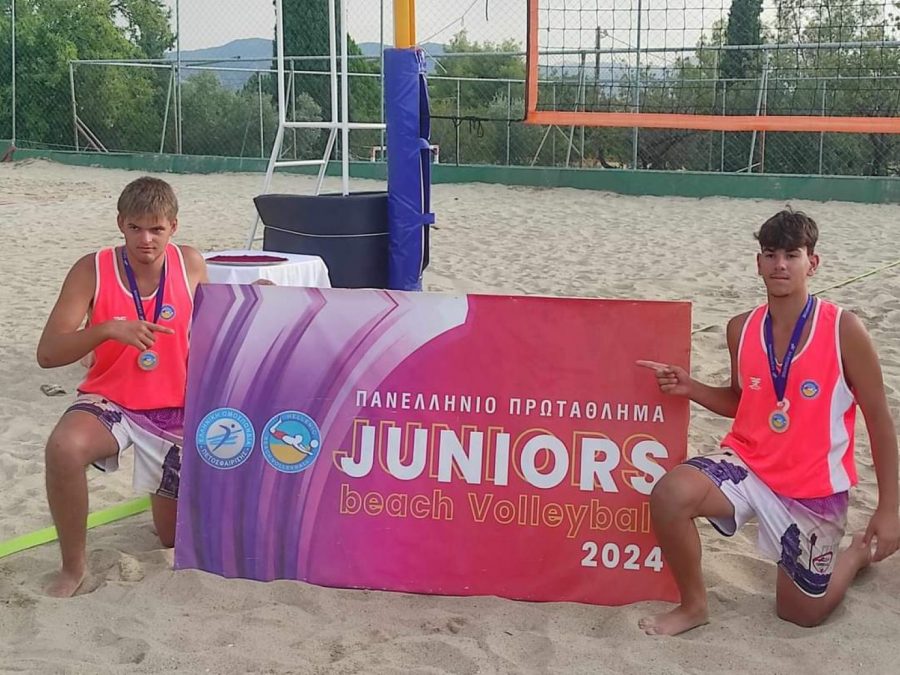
[638,209,900,634]
[37,176,207,597]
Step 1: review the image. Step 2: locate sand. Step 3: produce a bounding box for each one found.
[1,158,899,673]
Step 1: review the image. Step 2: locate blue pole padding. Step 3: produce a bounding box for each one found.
[385,48,434,291]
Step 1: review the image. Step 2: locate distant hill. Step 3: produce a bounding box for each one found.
[541,63,669,77]
[166,39,448,90]
[165,38,272,90]
[358,41,447,69]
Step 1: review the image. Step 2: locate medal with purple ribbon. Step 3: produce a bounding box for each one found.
[764,295,814,433]
[121,247,166,371]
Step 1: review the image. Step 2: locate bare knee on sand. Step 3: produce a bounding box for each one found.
[776,533,874,628]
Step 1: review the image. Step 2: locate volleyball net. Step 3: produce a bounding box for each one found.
[525,0,900,133]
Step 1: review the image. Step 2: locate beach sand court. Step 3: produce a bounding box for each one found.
[1,159,899,673]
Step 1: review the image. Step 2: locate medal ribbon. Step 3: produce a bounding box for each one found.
[764,295,814,404]
[121,247,166,325]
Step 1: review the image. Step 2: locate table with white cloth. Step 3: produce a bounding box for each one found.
[204,250,331,288]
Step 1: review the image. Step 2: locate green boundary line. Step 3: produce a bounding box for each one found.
[0,497,150,560]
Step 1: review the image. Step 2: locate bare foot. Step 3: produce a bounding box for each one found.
[638,605,709,636]
[46,568,86,598]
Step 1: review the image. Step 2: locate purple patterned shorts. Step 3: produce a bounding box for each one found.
[685,450,848,597]
[67,393,183,499]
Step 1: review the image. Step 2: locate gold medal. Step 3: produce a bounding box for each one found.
[764,296,812,436]
[138,350,160,371]
[121,248,166,375]
[769,409,790,433]
[769,399,790,433]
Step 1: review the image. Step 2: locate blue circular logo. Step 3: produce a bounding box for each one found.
[159,304,176,321]
[261,411,321,473]
[770,411,790,433]
[137,350,159,370]
[800,380,820,399]
[196,408,255,469]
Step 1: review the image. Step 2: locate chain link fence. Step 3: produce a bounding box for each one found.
[2,0,899,177]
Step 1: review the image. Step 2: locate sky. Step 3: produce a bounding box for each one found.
[162,0,529,52]
[159,0,835,79]
[158,0,740,77]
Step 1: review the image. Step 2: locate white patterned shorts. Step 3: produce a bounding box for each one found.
[67,393,184,499]
[685,450,849,597]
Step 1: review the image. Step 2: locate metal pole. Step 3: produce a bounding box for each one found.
[759,56,769,173]
[341,0,350,195]
[276,0,287,128]
[160,67,174,153]
[709,50,719,171]
[530,126,552,166]
[747,53,769,173]
[380,0,385,151]
[579,59,586,167]
[456,79,461,164]
[258,71,265,158]
[175,0,182,154]
[506,81,511,165]
[632,0,642,170]
[329,0,338,129]
[580,126,585,168]
[11,0,16,146]
[258,0,288,200]
[394,0,414,48]
[818,81,826,174]
[552,83,556,163]
[566,53,586,168]
[69,62,78,151]
[289,64,296,158]
[720,81,726,172]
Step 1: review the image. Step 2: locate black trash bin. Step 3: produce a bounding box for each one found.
[254,192,389,289]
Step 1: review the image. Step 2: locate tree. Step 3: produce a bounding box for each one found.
[426,31,529,165]
[112,0,174,59]
[721,0,764,80]
[281,0,380,127]
[430,31,525,114]
[763,0,900,174]
[176,71,322,158]
[0,0,174,150]
[716,0,766,171]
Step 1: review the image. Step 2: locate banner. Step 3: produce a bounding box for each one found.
[175,285,691,605]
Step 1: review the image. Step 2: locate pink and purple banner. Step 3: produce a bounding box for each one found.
[175,285,691,605]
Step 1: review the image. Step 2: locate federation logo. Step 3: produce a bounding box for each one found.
[196,408,255,469]
[769,411,790,433]
[137,351,158,370]
[159,304,176,321]
[800,380,820,399]
[812,551,834,573]
[261,411,321,473]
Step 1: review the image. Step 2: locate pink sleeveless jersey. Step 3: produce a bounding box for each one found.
[720,299,857,498]
[79,244,193,410]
